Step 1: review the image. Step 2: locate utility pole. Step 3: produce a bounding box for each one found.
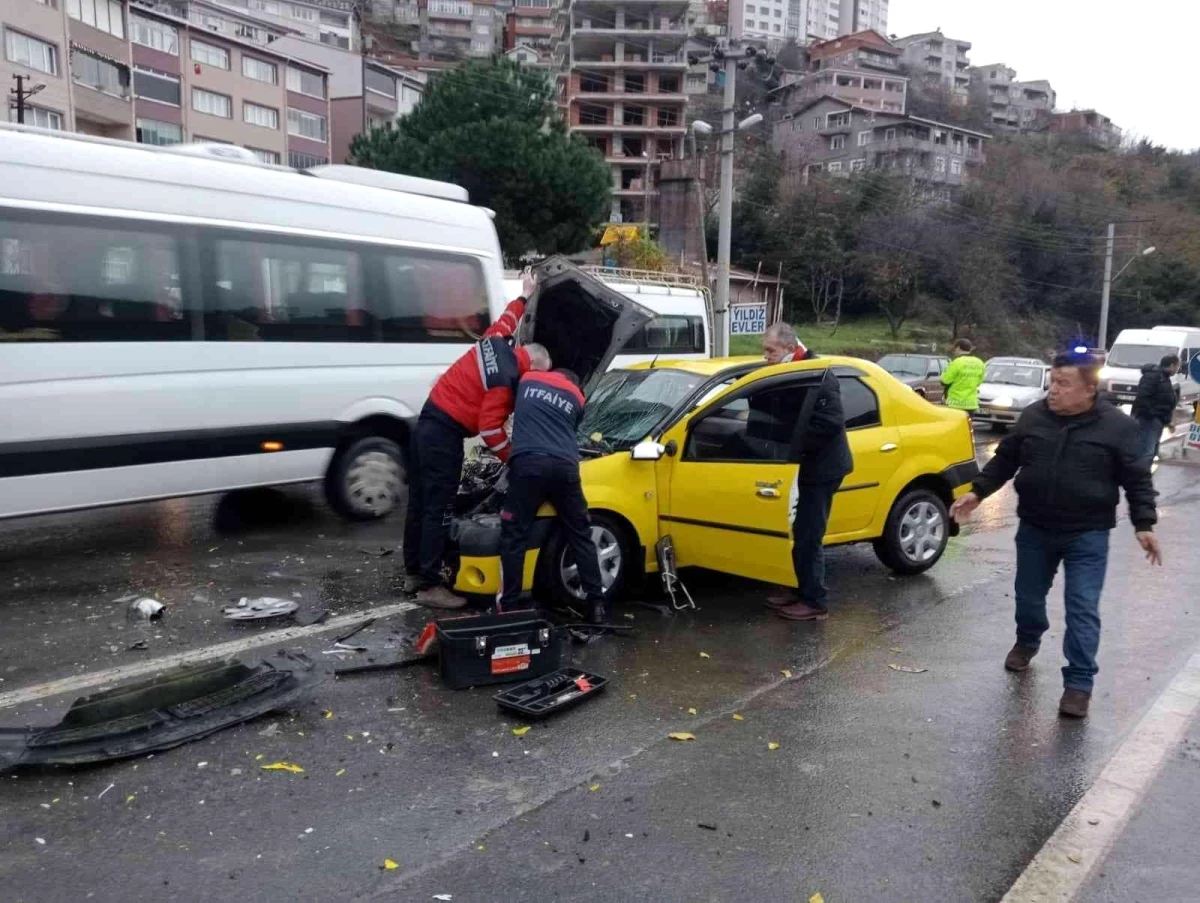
[9,74,46,125]
[1098,222,1115,350]
[713,54,736,358]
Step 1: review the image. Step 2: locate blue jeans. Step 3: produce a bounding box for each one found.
[1136,417,1162,463]
[1013,522,1110,693]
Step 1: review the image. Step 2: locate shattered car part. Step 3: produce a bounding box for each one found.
[328,623,437,675]
[655,536,696,611]
[127,598,165,621]
[0,652,325,771]
[222,597,299,621]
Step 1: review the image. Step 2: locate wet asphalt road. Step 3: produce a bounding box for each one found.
[1,439,1199,903]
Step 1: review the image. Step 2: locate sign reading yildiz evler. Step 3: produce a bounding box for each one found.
[729,303,768,336]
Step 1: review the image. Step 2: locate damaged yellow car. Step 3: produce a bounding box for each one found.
[451,353,980,605]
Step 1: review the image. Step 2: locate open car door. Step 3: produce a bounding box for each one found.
[519,257,655,393]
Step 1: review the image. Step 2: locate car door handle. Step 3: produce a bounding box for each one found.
[880,443,898,453]
[756,488,780,498]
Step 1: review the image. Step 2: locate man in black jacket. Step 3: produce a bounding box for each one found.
[498,368,605,626]
[767,364,854,622]
[1130,354,1179,462]
[950,352,1161,718]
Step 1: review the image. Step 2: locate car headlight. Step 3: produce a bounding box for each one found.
[991,396,1015,408]
[1099,366,1114,381]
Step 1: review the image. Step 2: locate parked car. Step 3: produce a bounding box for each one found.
[876,353,950,402]
[973,357,1051,431]
[451,347,980,605]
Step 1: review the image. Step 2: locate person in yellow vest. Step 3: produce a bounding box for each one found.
[941,338,986,412]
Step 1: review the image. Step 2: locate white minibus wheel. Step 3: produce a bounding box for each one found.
[325,436,407,520]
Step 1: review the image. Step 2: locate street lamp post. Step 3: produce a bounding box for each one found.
[692,109,763,357]
[1098,225,1156,349]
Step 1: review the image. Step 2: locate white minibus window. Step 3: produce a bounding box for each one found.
[377,250,490,342]
[0,211,190,342]
[208,236,366,341]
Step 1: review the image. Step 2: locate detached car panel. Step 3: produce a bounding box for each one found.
[453,356,979,601]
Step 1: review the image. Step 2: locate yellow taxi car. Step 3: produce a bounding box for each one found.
[452,354,980,604]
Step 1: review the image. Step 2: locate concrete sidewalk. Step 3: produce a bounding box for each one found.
[1077,708,1200,903]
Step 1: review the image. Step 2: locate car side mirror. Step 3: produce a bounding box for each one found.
[664,439,678,457]
[631,440,666,461]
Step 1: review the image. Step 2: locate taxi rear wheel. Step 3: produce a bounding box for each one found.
[873,488,949,576]
[541,513,631,608]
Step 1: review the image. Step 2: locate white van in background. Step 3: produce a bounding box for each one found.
[0,124,510,522]
[503,267,711,368]
[1102,326,1200,407]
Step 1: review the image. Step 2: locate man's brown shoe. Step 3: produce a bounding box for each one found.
[1059,689,1091,719]
[777,602,829,622]
[1004,645,1038,672]
[414,585,467,610]
[764,590,795,610]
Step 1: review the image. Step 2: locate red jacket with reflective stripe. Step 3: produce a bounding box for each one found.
[428,298,529,460]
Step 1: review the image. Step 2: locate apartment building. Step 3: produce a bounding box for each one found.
[422,0,500,60]
[204,0,360,50]
[142,0,297,45]
[729,0,788,42]
[836,0,885,38]
[129,6,332,165]
[773,95,988,191]
[969,63,1055,132]
[555,0,690,225]
[1045,109,1121,151]
[893,29,971,105]
[271,34,423,163]
[3,0,139,139]
[503,0,554,65]
[777,64,906,114]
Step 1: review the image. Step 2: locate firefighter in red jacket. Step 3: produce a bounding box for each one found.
[404,271,551,609]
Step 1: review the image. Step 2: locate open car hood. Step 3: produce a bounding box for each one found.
[520,257,655,394]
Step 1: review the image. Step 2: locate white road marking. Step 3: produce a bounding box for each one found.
[0,601,418,710]
[1002,648,1200,903]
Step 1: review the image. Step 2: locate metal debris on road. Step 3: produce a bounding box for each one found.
[295,609,331,627]
[222,597,299,622]
[433,896,453,901]
[888,664,929,674]
[127,598,164,621]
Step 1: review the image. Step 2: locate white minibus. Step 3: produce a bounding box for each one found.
[0,125,513,521]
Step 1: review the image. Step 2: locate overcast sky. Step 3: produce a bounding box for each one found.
[888,1,1199,152]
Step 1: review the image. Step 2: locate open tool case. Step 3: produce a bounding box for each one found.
[493,668,608,718]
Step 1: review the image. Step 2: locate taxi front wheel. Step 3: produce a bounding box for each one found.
[541,513,632,606]
[873,488,949,575]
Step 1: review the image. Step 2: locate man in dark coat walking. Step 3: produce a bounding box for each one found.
[951,352,1161,718]
[1130,354,1179,462]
